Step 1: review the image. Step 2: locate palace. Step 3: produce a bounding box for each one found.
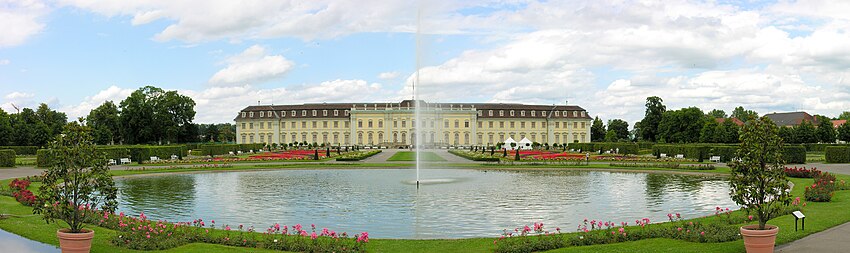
[234,100,592,147]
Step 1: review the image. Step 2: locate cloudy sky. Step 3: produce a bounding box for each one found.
[1,0,849,124]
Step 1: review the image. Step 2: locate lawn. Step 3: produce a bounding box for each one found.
[387,151,446,162]
[2,166,849,252]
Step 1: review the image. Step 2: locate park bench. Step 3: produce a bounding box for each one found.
[709,156,721,163]
[108,159,117,166]
[150,156,160,162]
[660,153,667,158]
[170,155,179,160]
[228,151,234,155]
[237,150,243,154]
[675,154,684,159]
[120,158,132,165]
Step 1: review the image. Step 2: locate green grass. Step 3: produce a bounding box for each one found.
[3,167,850,252]
[387,152,446,162]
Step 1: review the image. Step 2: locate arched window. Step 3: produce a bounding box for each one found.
[464,133,470,145]
[378,132,383,143]
[368,132,373,144]
[401,132,407,144]
[358,133,363,145]
[454,133,460,145]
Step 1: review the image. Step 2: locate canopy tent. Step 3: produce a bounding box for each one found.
[502,137,517,150]
[518,137,532,150]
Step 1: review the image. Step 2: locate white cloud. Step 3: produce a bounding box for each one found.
[1,91,36,113]
[208,45,295,86]
[4,91,34,100]
[0,59,9,65]
[59,85,134,120]
[0,0,48,47]
[378,71,400,80]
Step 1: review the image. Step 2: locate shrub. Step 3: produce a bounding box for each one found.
[36,149,51,167]
[0,149,14,167]
[569,143,639,154]
[0,146,38,155]
[99,146,131,161]
[129,146,188,162]
[335,150,381,161]
[784,167,821,178]
[449,150,500,162]
[652,144,714,161]
[825,146,850,163]
[805,172,836,202]
[782,145,807,164]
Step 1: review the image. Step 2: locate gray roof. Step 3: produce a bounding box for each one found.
[764,112,816,127]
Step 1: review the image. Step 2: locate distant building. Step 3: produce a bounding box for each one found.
[833,120,847,128]
[763,112,817,127]
[715,117,744,126]
[234,100,592,147]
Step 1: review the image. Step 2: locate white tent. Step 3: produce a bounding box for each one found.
[518,137,533,150]
[502,137,517,150]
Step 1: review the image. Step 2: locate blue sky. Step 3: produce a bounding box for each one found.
[1,0,850,124]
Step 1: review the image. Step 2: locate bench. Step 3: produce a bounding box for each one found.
[228,151,234,155]
[150,156,160,162]
[120,158,131,165]
[675,154,684,159]
[710,156,721,163]
[660,153,667,158]
[170,155,179,160]
[237,151,243,154]
[108,159,117,166]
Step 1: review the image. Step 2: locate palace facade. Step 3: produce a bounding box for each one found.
[234,100,592,147]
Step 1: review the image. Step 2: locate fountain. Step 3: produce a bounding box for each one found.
[414,2,423,188]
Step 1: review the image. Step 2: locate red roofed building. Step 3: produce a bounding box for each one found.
[833,120,847,128]
[715,118,744,126]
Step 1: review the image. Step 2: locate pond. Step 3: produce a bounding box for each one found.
[115,168,735,239]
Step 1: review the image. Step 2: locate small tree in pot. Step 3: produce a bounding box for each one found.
[34,121,118,253]
[729,116,791,253]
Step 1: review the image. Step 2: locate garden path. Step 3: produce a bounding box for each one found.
[775,221,850,252]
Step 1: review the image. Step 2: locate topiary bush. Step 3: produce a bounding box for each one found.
[825,146,850,163]
[781,145,807,164]
[0,149,15,167]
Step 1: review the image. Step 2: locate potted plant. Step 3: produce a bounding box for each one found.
[34,121,118,253]
[729,116,791,253]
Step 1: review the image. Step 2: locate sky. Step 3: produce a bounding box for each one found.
[1,0,850,125]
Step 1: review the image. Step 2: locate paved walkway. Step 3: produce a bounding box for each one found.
[775,222,850,252]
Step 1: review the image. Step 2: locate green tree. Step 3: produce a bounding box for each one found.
[657,107,706,143]
[699,120,719,143]
[607,119,629,141]
[778,126,795,144]
[816,118,836,143]
[838,122,850,142]
[732,106,758,123]
[87,101,122,145]
[590,116,606,142]
[119,86,196,144]
[729,116,790,230]
[706,109,727,119]
[640,96,666,142]
[721,120,740,143]
[36,103,67,137]
[838,111,850,120]
[0,109,12,145]
[794,120,817,143]
[604,130,618,142]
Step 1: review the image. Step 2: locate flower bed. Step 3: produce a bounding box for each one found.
[785,166,821,178]
[806,172,837,202]
[448,150,500,162]
[7,178,36,206]
[608,162,716,170]
[336,150,382,161]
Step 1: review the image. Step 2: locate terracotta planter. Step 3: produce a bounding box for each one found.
[57,228,94,253]
[740,224,778,253]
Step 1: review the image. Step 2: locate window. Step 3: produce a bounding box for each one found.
[267,122,272,129]
[542,111,546,116]
[334,110,339,116]
[378,120,383,128]
[488,110,493,116]
[358,133,363,144]
[241,112,246,118]
[358,120,363,128]
[531,122,536,128]
[333,133,339,143]
[323,133,328,143]
[291,110,296,116]
[259,134,264,143]
[312,110,317,116]
[302,110,307,116]
[334,121,339,128]
[555,111,559,117]
[520,122,525,128]
[282,111,286,117]
[581,111,586,117]
[249,123,254,129]
[478,121,482,128]
[402,120,406,128]
[454,120,459,128]
[510,110,515,116]
[302,121,307,128]
[531,111,536,117]
[464,120,469,128]
[281,134,286,143]
[510,122,515,128]
[521,110,525,116]
[323,110,327,116]
[260,111,264,117]
[562,111,567,117]
[249,112,254,117]
[292,133,296,142]
[500,121,504,128]
[368,120,373,128]
[268,111,273,117]
[344,110,349,116]
[489,121,494,128]
[573,111,578,117]
[312,121,317,128]
[554,122,559,128]
[499,110,504,116]
[581,122,586,128]
[249,135,254,143]
[281,121,286,129]
[394,120,398,127]
[291,122,296,128]
[312,133,317,143]
[478,111,482,116]
[345,121,349,128]
[574,122,578,128]
[444,120,449,128]
[241,123,246,129]
[323,121,328,128]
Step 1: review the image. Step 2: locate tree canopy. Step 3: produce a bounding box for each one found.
[731,106,758,122]
[639,96,666,142]
[657,107,705,143]
[590,116,605,142]
[119,86,197,144]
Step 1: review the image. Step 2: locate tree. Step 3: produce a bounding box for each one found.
[0,109,12,146]
[34,120,118,233]
[632,121,642,141]
[721,120,740,143]
[36,103,68,137]
[778,126,795,144]
[794,120,817,143]
[119,86,196,144]
[590,116,606,142]
[640,96,666,142]
[838,122,850,142]
[607,119,629,141]
[729,116,790,230]
[219,123,236,143]
[732,106,758,123]
[839,111,850,120]
[816,118,836,143]
[699,120,719,143]
[657,107,706,143]
[707,109,727,119]
[87,101,122,145]
[604,130,618,142]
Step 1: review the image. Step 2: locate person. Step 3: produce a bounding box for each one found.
[585,152,590,165]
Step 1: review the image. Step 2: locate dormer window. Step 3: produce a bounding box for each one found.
[542,111,546,116]
[268,111,272,117]
[510,110,514,116]
[241,112,246,118]
[477,110,482,116]
[488,110,493,116]
[531,111,536,117]
[581,111,586,117]
[312,110,317,116]
[555,111,559,117]
[334,110,339,116]
[573,111,578,117]
[345,110,349,116]
[562,111,567,117]
[260,111,264,117]
[291,110,296,117]
[302,110,307,116]
[249,112,254,117]
[520,111,525,116]
[281,111,286,117]
[323,110,328,116]
[499,110,504,116]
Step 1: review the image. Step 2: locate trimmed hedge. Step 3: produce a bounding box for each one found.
[129,146,188,162]
[825,146,850,163]
[200,143,265,156]
[803,144,850,152]
[99,147,131,161]
[0,146,38,155]
[0,149,15,167]
[652,144,806,164]
[568,142,639,154]
[448,150,501,162]
[335,150,382,161]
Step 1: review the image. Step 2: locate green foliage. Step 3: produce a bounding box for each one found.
[604,130,618,142]
[0,108,13,146]
[569,142,639,154]
[838,122,850,142]
[840,111,850,120]
[731,106,758,123]
[805,173,836,202]
[88,101,122,145]
[706,109,727,118]
[782,145,807,164]
[0,146,38,155]
[33,120,118,233]
[729,116,791,230]
[335,150,382,161]
[607,119,630,141]
[699,121,719,143]
[640,96,666,142]
[657,107,706,143]
[591,116,606,142]
[793,120,818,143]
[129,146,187,162]
[651,144,804,163]
[825,146,850,163]
[719,120,740,143]
[7,104,66,147]
[816,117,837,143]
[98,147,131,161]
[36,149,51,167]
[0,149,15,167]
[651,144,712,161]
[449,150,501,162]
[199,144,264,156]
[119,86,197,144]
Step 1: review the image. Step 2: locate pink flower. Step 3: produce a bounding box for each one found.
[700,231,705,236]
[225,225,231,231]
[311,232,318,240]
[677,227,683,231]
[748,215,753,220]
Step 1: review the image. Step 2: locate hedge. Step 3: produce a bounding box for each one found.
[803,144,850,152]
[36,149,51,167]
[0,146,38,155]
[129,146,188,162]
[568,142,639,154]
[825,146,850,163]
[0,149,15,167]
[200,143,265,156]
[651,144,806,164]
[99,147,131,161]
[335,150,382,161]
[448,150,501,162]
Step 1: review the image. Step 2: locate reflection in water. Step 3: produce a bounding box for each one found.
[115,169,735,239]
